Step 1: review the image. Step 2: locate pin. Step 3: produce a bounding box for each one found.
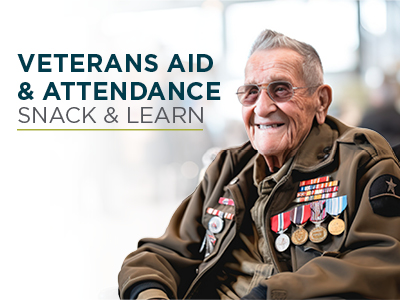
[271,211,291,252]
[208,216,224,234]
[309,200,328,243]
[218,197,235,206]
[326,196,347,235]
[206,207,235,220]
[290,204,311,246]
[199,229,217,257]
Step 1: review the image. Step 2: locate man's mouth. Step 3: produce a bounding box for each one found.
[257,123,284,129]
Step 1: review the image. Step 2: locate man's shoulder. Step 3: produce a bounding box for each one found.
[327,115,397,162]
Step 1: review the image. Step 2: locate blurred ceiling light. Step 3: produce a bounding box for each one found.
[365,67,384,89]
[360,0,387,36]
[202,0,224,11]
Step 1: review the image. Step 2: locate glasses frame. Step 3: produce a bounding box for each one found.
[236,81,321,106]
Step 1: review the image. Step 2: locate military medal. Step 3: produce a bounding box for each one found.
[208,216,224,234]
[206,207,234,220]
[290,204,311,245]
[326,196,347,235]
[218,197,234,206]
[271,211,291,252]
[199,229,217,257]
[309,200,328,243]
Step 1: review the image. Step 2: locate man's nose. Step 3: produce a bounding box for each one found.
[254,89,278,117]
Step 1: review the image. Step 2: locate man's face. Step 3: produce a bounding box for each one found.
[242,48,321,165]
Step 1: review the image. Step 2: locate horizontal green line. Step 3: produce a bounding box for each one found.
[17,129,203,131]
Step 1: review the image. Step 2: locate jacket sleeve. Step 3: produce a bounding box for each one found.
[118,150,229,299]
[264,156,400,300]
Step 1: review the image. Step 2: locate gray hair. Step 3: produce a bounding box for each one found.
[249,30,324,91]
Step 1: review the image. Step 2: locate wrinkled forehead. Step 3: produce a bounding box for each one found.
[244,48,304,84]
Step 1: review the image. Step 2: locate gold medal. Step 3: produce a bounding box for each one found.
[328,217,345,235]
[309,225,328,243]
[291,227,308,245]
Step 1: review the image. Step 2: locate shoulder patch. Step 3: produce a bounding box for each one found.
[369,175,400,217]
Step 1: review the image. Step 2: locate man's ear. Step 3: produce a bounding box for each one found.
[315,84,332,124]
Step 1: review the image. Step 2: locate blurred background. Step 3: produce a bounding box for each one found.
[2,0,400,299]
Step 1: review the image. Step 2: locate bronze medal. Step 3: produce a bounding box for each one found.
[328,217,345,235]
[291,227,308,245]
[309,225,328,243]
[326,196,347,236]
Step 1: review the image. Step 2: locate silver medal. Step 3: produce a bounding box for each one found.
[275,233,290,252]
[208,216,224,234]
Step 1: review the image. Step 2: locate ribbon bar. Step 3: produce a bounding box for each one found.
[206,207,234,220]
[298,180,339,192]
[299,176,330,187]
[218,197,235,206]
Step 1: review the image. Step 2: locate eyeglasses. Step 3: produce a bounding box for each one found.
[236,81,320,106]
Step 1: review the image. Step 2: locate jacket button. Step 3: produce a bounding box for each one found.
[196,268,199,274]
[230,178,238,185]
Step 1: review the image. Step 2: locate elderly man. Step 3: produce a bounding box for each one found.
[119,30,400,300]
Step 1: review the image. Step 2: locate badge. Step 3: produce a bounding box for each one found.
[290,204,311,246]
[369,175,400,217]
[206,207,235,220]
[208,216,224,234]
[309,200,327,243]
[218,197,234,206]
[199,229,217,257]
[271,211,291,252]
[326,196,347,235]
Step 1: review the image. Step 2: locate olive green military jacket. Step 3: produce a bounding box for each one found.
[119,116,400,300]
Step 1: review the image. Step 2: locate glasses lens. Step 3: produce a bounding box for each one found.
[237,85,259,106]
[268,81,293,102]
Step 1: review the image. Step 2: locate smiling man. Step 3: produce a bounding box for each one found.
[119,30,400,300]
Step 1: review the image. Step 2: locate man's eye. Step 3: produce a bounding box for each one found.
[248,88,259,95]
[274,85,289,92]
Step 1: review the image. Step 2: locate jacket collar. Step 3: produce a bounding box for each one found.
[291,118,340,172]
[230,116,349,186]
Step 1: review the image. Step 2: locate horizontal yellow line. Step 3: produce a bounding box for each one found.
[17,129,203,131]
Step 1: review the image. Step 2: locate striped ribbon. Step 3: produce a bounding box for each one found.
[310,200,327,222]
[290,204,311,225]
[297,186,339,198]
[299,176,330,187]
[298,180,339,192]
[218,197,234,206]
[295,192,338,203]
[206,207,234,220]
[326,196,347,216]
[271,211,291,233]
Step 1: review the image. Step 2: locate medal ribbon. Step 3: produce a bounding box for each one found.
[326,196,347,217]
[297,186,339,198]
[295,192,338,203]
[290,204,311,225]
[310,200,326,222]
[299,176,330,187]
[298,180,339,192]
[218,197,234,206]
[270,211,291,233]
[206,207,234,220]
